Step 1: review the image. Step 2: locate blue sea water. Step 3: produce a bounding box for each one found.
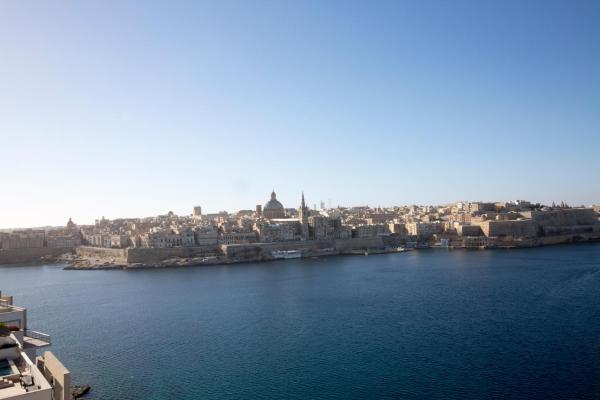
[1,244,600,399]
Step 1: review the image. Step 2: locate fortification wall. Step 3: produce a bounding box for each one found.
[222,237,384,260]
[125,246,220,263]
[476,219,537,238]
[222,240,335,260]
[528,208,598,227]
[76,246,127,263]
[335,237,384,250]
[0,247,74,265]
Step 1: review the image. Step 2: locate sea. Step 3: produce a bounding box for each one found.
[1,243,600,399]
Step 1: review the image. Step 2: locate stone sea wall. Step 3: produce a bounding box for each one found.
[0,247,74,265]
[126,245,220,263]
[222,237,385,261]
[335,237,384,251]
[75,245,221,264]
[76,246,128,264]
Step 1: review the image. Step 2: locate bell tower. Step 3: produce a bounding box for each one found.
[299,192,309,240]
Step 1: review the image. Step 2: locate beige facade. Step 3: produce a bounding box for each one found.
[0,292,70,400]
[475,219,537,238]
[0,231,45,250]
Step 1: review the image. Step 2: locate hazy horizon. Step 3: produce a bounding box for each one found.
[2,0,599,228]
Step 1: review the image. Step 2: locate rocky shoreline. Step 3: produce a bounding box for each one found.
[71,384,91,399]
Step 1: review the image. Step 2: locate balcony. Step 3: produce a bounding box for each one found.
[0,300,24,315]
[22,330,51,349]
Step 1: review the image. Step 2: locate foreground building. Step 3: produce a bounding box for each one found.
[0,291,70,400]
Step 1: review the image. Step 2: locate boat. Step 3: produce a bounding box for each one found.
[271,250,302,259]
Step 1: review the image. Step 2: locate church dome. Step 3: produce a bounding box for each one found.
[263,191,285,219]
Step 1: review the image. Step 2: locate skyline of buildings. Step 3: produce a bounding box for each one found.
[2,190,599,255]
[2,190,598,231]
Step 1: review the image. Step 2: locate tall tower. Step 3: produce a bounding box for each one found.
[299,192,309,240]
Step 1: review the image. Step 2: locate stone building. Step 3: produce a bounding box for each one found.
[110,235,130,248]
[475,219,537,238]
[308,215,335,240]
[353,224,390,238]
[455,224,483,237]
[263,190,286,219]
[219,231,258,245]
[141,231,176,248]
[0,230,45,249]
[256,221,297,242]
[405,222,444,239]
[388,222,408,237]
[195,225,219,245]
[298,192,309,240]
[46,230,82,248]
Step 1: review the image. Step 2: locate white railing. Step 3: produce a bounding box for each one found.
[24,329,52,345]
[0,299,25,312]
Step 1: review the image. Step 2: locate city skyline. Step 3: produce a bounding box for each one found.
[2,0,600,228]
[0,188,593,230]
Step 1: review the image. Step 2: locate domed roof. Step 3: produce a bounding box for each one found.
[264,190,284,211]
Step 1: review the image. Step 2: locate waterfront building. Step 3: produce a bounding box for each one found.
[109,235,130,248]
[141,229,184,248]
[472,219,537,238]
[256,221,297,242]
[405,222,444,239]
[219,231,258,245]
[0,291,71,400]
[0,231,45,250]
[353,224,390,238]
[388,223,407,237]
[462,236,489,248]
[308,215,335,240]
[195,225,219,246]
[334,225,353,239]
[180,228,196,247]
[455,224,484,237]
[45,230,82,248]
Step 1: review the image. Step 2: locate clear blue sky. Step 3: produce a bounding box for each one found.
[1,0,599,228]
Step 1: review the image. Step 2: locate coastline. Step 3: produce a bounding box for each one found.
[1,234,599,271]
[56,234,600,270]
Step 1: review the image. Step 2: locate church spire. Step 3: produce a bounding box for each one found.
[299,191,309,240]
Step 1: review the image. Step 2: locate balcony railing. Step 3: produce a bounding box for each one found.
[0,299,25,313]
[23,329,52,347]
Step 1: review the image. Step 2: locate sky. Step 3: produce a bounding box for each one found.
[1,0,599,228]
